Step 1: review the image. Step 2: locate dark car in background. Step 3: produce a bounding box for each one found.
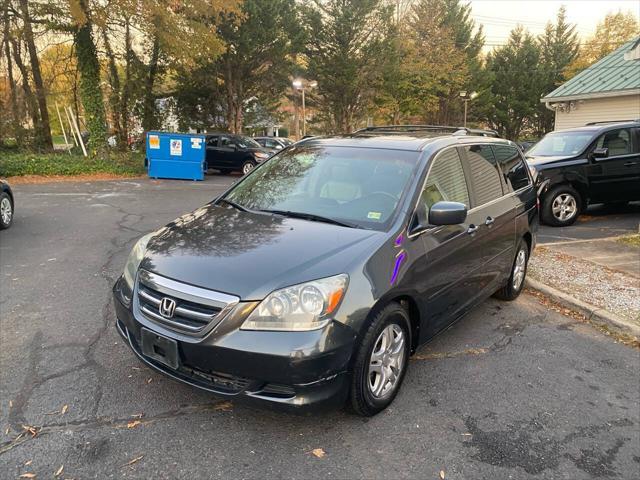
[205,134,275,175]
[113,125,537,416]
[0,179,14,230]
[253,136,293,151]
[526,120,640,226]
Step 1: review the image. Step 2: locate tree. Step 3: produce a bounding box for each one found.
[477,27,543,140]
[535,6,579,135]
[302,0,394,133]
[566,11,640,78]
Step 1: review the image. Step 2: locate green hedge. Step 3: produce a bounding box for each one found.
[0,151,146,177]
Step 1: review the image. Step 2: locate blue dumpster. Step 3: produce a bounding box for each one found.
[146,132,206,181]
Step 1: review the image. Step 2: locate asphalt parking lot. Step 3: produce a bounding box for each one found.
[1,177,639,479]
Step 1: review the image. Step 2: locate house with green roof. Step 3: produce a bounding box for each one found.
[542,37,640,130]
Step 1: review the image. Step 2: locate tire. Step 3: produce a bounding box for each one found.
[541,185,582,227]
[241,160,256,175]
[350,302,411,416]
[494,241,528,301]
[0,192,13,230]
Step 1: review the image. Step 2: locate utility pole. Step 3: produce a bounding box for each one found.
[292,79,318,138]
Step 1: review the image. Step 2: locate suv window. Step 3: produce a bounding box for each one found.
[463,145,504,206]
[492,145,531,192]
[220,136,235,148]
[421,148,470,210]
[206,136,218,147]
[595,128,633,156]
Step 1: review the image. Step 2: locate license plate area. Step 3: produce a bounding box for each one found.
[141,328,179,370]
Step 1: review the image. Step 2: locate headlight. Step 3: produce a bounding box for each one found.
[123,233,154,291]
[241,274,348,331]
[254,151,270,161]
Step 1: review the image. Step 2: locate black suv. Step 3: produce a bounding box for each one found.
[205,134,275,175]
[113,125,537,416]
[526,120,640,226]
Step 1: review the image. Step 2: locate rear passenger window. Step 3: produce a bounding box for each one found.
[595,128,633,156]
[463,145,503,205]
[493,145,531,192]
[422,149,470,210]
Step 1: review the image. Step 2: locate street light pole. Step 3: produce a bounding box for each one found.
[293,79,317,139]
[301,87,306,137]
[460,90,478,128]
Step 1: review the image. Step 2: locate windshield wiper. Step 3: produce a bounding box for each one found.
[217,198,249,212]
[261,209,356,228]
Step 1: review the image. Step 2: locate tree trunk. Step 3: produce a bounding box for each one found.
[102,28,122,143]
[18,0,53,149]
[10,38,40,136]
[73,0,107,149]
[2,9,21,144]
[119,19,131,147]
[142,33,160,132]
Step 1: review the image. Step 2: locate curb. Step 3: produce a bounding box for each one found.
[525,277,640,337]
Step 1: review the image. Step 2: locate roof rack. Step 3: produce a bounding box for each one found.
[353,125,500,138]
[585,119,640,126]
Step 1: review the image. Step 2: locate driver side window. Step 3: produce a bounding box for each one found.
[421,149,470,211]
[220,136,235,148]
[595,129,632,156]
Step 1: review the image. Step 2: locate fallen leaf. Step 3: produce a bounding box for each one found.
[213,401,233,412]
[440,470,446,479]
[4,427,8,435]
[19,474,36,479]
[146,378,152,384]
[54,465,64,477]
[311,448,326,458]
[24,460,32,466]
[132,367,140,371]
[122,455,144,467]
[61,405,68,415]
[127,420,142,429]
[9,400,12,408]
[130,413,144,419]
[21,425,39,437]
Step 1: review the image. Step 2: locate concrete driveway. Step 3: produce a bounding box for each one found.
[1,178,638,479]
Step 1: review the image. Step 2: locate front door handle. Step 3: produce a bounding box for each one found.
[467,224,479,235]
[485,216,495,226]
[623,161,638,166]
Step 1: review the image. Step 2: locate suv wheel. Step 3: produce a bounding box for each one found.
[0,193,13,230]
[494,241,528,301]
[542,185,581,227]
[350,302,411,416]
[242,160,256,175]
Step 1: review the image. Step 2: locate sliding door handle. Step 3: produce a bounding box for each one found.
[485,216,495,226]
[623,161,638,166]
[467,224,479,235]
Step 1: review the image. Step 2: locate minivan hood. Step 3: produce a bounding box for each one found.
[141,204,382,300]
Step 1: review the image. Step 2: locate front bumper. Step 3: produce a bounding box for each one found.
[113,279,355,411]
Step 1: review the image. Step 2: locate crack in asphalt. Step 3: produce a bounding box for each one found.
[0,400,233,455]
[6,200,146,435]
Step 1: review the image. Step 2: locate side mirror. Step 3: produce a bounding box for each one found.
[591,147,608,159]
[429,201,468,226]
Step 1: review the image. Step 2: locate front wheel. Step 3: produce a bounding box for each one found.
[0,192,13,230]
[541,185,582,227]
[241,160,256,175]
[350,302,411,416]
[494,241,529,301]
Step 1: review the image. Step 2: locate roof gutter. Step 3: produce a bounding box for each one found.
[541,88,640,103]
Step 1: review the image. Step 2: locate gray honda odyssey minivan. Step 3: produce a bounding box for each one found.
[113,126,537,416]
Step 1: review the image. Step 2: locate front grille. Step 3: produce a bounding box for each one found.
[181,365,251,393]
[135,269,239,335]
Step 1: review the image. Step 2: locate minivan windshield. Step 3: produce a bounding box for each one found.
[223,145,420,230]
[526,131,593,157]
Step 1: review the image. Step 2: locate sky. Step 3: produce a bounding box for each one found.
[469,0,640,50]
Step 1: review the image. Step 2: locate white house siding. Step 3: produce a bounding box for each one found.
[554,94,640,130]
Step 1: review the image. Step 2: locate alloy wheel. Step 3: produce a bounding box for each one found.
[368,324,406,399]
[0,197,12,225]
[551,193,577,222]
[242,162,255,175]
[512,248,527,290]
